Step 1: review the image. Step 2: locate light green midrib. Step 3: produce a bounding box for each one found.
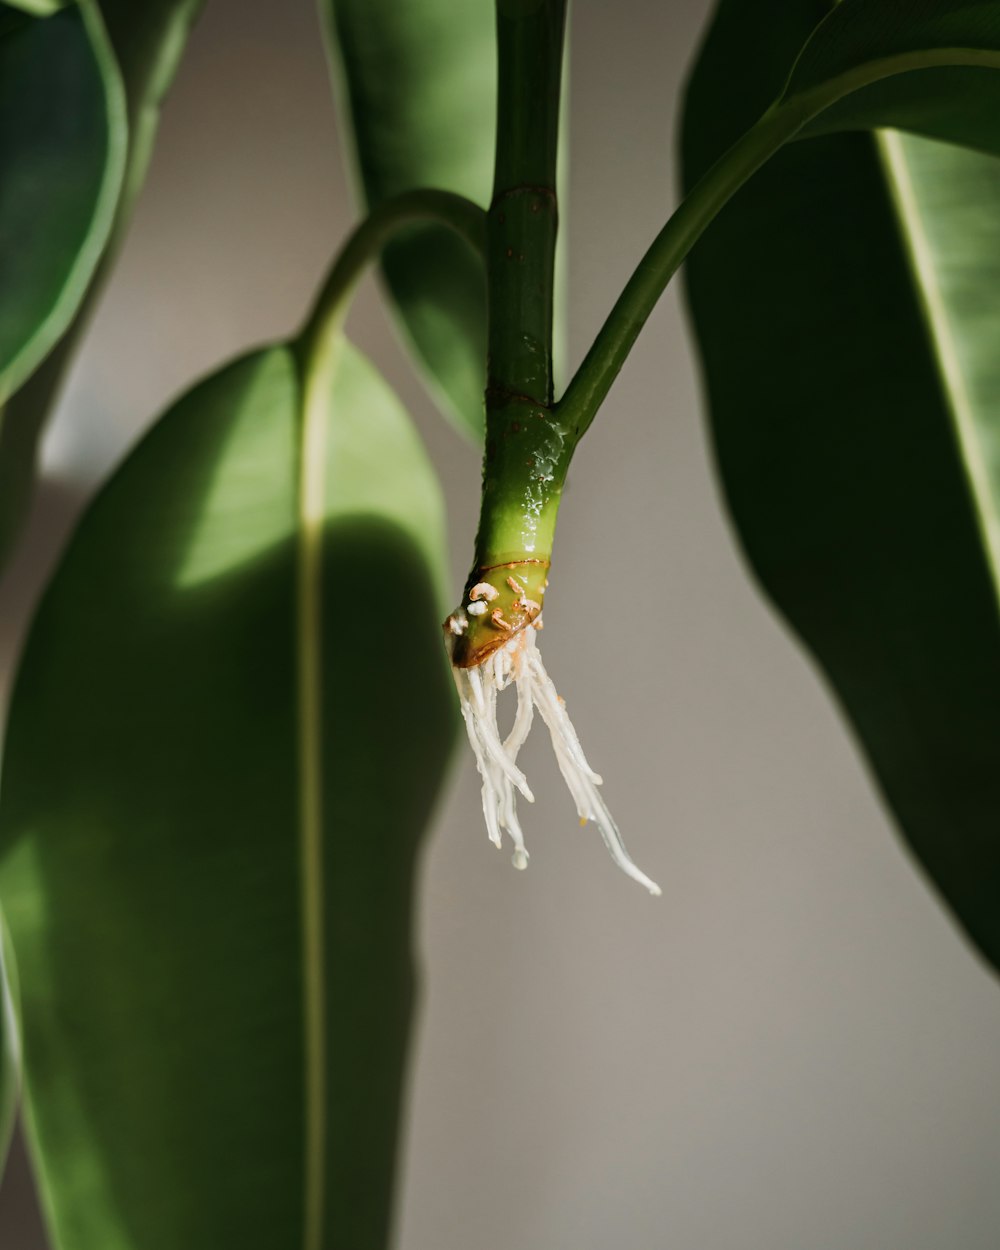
[297,335,342,1250]
[288,189,486,1247]
[876,128,1000,612]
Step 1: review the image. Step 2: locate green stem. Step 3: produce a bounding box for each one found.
[451,0,567,667]
[295,188,487,367]
[475,0,568,568]
[558,102,806,438]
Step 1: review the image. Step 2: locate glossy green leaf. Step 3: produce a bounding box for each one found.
[683,0,1000,970]
[0,339,455,1248]
[0,910,19,1176]
[322,0,495,437]
[0,1,126,404]
[0,0,201,569]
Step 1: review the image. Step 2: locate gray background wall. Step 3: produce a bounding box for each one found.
[2,1,999,1247]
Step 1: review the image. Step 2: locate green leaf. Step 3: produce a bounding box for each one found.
[682,0,1000,971]
[3,1,69,16]
[0,339,455,1247]
[0,1,126,404]
[0,0,202,569]
[0,910,19,1176]
[322,0,495,437]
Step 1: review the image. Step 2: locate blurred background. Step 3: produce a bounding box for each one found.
[2,0,999,1246]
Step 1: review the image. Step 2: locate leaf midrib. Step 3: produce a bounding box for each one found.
[876,128,1000,611]
[297,336,342,1250]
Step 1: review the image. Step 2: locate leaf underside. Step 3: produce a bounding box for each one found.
[683,0,1000,971]
[323,0,495,438]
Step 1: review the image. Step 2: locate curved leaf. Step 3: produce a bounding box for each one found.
[0,1,126,404]
[0,909,19,1176]
[682,0,1000,971]
[0,0,202,569]
[322,0,495,437]
[0,340,455,1247]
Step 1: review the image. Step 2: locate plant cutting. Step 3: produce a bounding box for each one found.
[0,0,997,1246]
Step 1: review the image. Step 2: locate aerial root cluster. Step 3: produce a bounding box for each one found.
[450,622,661,895]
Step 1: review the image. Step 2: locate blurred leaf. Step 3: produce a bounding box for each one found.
[322,0,495,437]
[0,1,126,404]
[0,339,455,1247]
[0,0,202,569]
[3,1,69,15]
[0,909,19,1175]
[683,0,1000,971]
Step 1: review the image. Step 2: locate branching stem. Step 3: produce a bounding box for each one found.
[557,103,805,439]
[471,0,568,573]
[559,45,1000,439]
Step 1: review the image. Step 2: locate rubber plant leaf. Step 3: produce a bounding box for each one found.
[0,0,202,568]
[682,0,1000,972]
[0,338,455,1248]
[321,0,495,437]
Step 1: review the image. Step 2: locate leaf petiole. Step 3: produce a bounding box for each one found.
[559,32,1000,441]
[295,188,488,368]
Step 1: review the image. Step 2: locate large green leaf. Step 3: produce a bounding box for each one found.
[0,0,202,569]
[0,338,455,1248]
[322,0,495,437]
[682,0,1000,970]
[0,1,126,405]
[0,910,19,1176]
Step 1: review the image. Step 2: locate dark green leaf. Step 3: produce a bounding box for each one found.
[0,0,202,569]
[0,339,455,1247]
[682,0,1000,971]
[0,1,126,403]
[322,0,495,437]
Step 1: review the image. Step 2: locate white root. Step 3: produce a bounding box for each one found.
[450,623,661,894]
